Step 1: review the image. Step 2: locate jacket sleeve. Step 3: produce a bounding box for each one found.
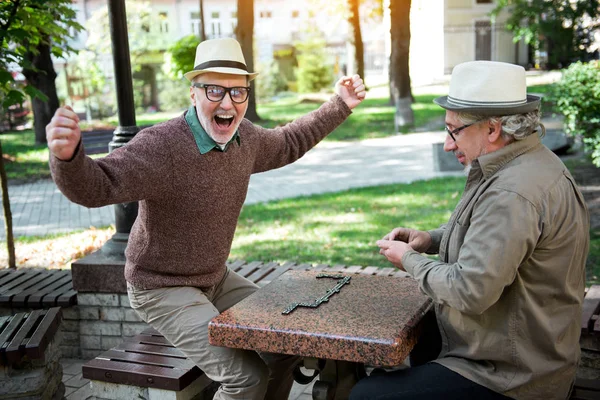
[49,129,174,208]
[248,95,352,173]
[403,188,540,315]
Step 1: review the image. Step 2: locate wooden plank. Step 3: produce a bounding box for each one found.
[5,310,44,363]
[26,275,72,308]
[575,378,600,392]
[0,271,26,289]
[376,267,396,276]
[134,334,174,347]
[246,262,278,285]
[83,358,201,391]
[10,270,70,307]
[25,307,62,359]
[98,349,196,370]
[57,289,78,306]
[42,282,74,307]
[582,285,600,335]
[257,264,296,287]
[115,341,186,358]
[0,316,10,331]
[226,260,246,271]
[0,270,43,295]
[236,261,263,279]
[0,270,13,280]
[0,313,27,365]
[360,266,380,275]
[0,271,50,304]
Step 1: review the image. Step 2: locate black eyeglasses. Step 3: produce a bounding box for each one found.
[445,123,474,142]
[191,83,251,104]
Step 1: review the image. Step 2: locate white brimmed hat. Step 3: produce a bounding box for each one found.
[183,38,258,81]
[434,61,540,115]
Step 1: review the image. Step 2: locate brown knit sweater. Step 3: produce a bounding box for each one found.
[50,95,351,289]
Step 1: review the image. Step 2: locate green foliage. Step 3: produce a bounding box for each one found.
[294,31,333,93]
[551,61,600,166]
[255,61,288,102]
[165,35,199,80]
[492,0,599,68]
[0,0,83,108]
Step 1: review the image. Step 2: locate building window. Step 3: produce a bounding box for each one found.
[260,10,272,18]
[191,11,201,35]
[475,0,493,3]
[159,12,168,33]
[211,11,220,19]
[291,10,299,18]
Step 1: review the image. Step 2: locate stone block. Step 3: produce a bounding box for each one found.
[78,293,120,307]
[99,307,124,321]
[89,373,211,400]
[81,335,102,350]
[123,308,143,322]
[80,321,121,336]
[60,345,81,359]
[60,320,80,333]
[72,252,126,293]
[432,142,463,172]
[122,322,150,337]
[120,294,131,308]
[81,349,103,360]
[79,306,101,320]
[61,306,80,321]
[101,336,126,351]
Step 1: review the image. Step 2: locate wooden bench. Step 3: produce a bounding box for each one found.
[82,125,152,155]
[0,268,77,310]
[0,307,64,399]
[82,260,411,399]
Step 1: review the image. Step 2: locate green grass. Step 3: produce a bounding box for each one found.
[0,131,49,182]
[230,177,464,268]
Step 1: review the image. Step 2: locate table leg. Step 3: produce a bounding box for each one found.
[307,359,366,400]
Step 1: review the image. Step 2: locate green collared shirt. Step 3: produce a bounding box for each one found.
[184,105,241,154]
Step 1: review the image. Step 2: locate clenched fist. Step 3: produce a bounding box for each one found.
[46,105,81,161]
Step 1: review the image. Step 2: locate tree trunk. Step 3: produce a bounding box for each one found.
[0,141,15,269]
[389,0,414,130]
[235,0,260,121]
[22,39,59,144]
[347,0,365,82]
[199,0,206,41]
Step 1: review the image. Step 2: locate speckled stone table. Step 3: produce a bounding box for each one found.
[208,269,433,366]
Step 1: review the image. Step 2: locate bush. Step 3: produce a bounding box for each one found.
[294,33,333,93]
[551,61,600,166]
[255,60,288,102]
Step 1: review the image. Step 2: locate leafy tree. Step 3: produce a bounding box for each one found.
[0,0,83,144]
[166,34,200,80]
[295,30,334,93]
[492,0,600,69]
[235,0,260,121]
[389,0,414,128]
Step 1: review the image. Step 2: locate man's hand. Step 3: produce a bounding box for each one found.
[335,74,366,110]
[46,106,81,161]
[382,227,432,253]
[376,239,413,271]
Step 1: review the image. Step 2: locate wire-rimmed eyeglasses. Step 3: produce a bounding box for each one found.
[191,83,251,104]
[445,123,474,142]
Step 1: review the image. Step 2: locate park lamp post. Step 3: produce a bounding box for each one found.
[71,0,139,293]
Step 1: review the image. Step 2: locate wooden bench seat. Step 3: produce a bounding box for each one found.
[0,269,77,309]
[0,307,62,365]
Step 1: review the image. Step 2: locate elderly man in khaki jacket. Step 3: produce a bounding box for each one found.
[351,61,590,400]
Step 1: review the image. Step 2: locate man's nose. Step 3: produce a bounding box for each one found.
[220,93,234,109]
[443,133,456,152]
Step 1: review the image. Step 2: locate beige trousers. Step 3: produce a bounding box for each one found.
[127,268,299,400]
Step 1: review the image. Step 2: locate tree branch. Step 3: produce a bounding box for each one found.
[0,0,22,51]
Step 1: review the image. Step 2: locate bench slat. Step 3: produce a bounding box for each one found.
[25,308,62,359]
[0,271,26,288]
[134,334,174,347]
[0,313,27,364]
[246,262,278,284]
[26,274,72,308]
[5,309,43,363]
[236,261,264,279]
[226,260,246,271]
[0,271,43,295]
[99,349,196,370]
[0,272,50,304]
[83,358,202,391]
[42,282,75,307]
[115,341,186,358]
[10,270,70,307]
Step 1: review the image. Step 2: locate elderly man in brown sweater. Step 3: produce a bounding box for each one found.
[46,38,366,400]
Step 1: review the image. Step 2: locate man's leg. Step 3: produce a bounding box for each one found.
[349,362,512,400]
[127,281,269,400]
[211,268,302,400]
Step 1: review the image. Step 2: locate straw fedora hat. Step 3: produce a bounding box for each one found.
[434,61,540,116]
[183,38,258,81]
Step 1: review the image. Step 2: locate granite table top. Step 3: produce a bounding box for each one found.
[208,269,433,366]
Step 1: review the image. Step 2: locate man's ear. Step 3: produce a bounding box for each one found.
[487,119,503,143]
[190,86,197,106]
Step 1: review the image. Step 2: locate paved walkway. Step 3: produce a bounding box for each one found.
[0,130,465,240]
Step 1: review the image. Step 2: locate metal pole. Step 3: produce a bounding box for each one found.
[103,0,140,255]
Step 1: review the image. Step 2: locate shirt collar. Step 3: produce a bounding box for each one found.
[475,133,542,179]
[184,105,241,154]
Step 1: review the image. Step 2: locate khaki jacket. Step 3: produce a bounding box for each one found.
[403,134,590,399]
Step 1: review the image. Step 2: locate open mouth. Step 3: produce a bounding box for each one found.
[214,114,234,128]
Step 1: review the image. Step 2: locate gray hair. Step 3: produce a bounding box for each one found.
[457,110,544,141]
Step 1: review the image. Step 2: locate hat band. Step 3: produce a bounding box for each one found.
[194,60,248,71]
[448,96,527,108]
